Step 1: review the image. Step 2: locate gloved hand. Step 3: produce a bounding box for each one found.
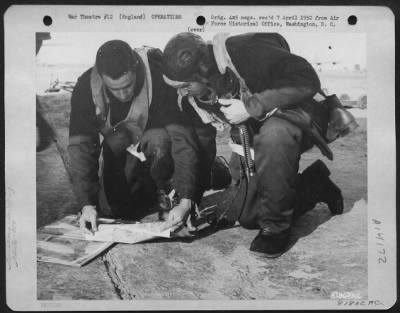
[219,98,251,124]
[79,205,98,235]
[167,198,193,227]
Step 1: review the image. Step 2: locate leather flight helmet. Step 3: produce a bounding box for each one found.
[163,32,208,82]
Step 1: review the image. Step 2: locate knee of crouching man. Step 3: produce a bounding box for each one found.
[257,119,301,148]
[142,128,171,158]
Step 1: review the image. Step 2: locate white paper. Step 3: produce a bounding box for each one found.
[126,143,146,161]
[84,222,174,243]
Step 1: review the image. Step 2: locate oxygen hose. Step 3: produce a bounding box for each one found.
[212,122,254,228]
[238,124,255,177]
[199,98,256,228]
[211,97,255,178]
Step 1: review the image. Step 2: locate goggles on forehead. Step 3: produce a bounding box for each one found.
[162,75,192,98]
[163,72,208,86]
[163,74,218,105]
[162,75,189,88]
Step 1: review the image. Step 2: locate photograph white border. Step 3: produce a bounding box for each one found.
[4,5,396,310]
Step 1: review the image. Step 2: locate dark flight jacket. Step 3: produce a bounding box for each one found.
[68,48,199,209]
[224,33,321,120]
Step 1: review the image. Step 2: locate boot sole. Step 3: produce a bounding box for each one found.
[250,249,285,258]
[323,175,344,215]
[312,159,331,177]
[328,191,344,215]
[311,160,345,215]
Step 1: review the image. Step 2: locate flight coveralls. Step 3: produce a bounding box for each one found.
[217,33,323,233]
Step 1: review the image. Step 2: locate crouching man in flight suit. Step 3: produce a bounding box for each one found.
[69,40,202,234]
[162,32,346,258]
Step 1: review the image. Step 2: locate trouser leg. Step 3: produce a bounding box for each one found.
[193,124,217,203]
[238,117,303,233]
[101,127,174,219]
[102,143,147,219]
[181,100,218,202]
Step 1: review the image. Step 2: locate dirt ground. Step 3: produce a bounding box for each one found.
[36,92,367,301]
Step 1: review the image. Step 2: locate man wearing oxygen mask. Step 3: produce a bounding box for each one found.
[69,40,215,234]
[162,32,356,258]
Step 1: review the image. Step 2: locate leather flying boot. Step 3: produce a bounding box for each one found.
[293,159,344,218]
[250,228,291,258]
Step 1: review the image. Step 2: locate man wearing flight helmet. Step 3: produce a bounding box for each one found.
[162,32,347,258]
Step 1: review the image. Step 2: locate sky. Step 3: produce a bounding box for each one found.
[36,31,366,93]
[37,32,366,69]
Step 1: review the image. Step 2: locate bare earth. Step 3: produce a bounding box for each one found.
[37,92,367,300]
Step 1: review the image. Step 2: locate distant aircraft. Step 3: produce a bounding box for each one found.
[313,60,341,72]
[315,61,339,66]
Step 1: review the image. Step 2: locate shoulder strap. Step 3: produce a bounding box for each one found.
[90,66,109,117]
[134,47,153,105]
[212,33,252,102]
